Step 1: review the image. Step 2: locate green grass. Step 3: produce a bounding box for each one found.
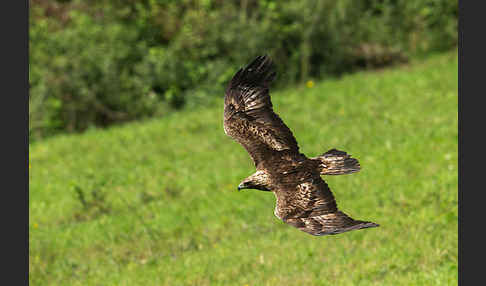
[29,51,458,286]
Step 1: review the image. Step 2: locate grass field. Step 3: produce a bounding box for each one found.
[29,51,458,285]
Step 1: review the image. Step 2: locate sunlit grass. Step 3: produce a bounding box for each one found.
[29,51,458,285]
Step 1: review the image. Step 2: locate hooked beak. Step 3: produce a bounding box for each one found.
[237,182,247,191]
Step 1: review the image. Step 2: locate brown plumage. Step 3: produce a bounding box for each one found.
[223,55,379,236]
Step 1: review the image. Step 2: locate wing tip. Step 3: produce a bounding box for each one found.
[286,215,380,237]
[313,221,380,236]
[229,55,276,90]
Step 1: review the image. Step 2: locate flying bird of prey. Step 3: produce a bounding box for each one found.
[223,55,379,236]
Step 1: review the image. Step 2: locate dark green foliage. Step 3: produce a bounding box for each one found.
[29,0,457,139]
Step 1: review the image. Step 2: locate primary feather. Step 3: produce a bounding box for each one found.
[223,55,378,236]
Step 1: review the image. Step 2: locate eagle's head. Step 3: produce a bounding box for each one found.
[237,170,271,192]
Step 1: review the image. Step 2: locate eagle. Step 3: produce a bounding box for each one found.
[223,55,379,236]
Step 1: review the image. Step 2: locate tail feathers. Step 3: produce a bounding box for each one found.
[285,211,379,236]
[312,148,361,175]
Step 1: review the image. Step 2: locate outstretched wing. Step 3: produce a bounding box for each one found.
[275,176,379,236]
[223,55,299,167]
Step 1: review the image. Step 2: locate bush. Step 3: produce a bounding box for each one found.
[30,5,161,138]
[29,0,457,140]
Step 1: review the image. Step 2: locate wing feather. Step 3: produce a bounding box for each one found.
[275,176,379,236]
[223,55,299,166]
